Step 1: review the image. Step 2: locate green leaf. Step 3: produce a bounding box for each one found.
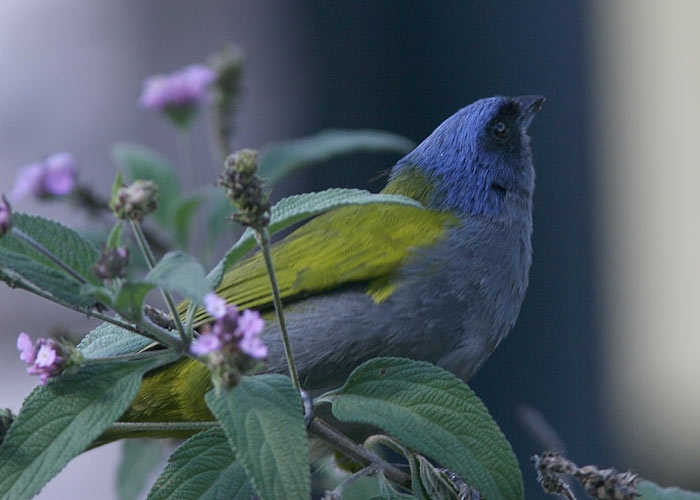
[113,282,156,322]
[258,129,415,187]
[112,170,125,198]
[148,428,253,500]
[416,455,462,500]
[107,220,125,249]
[0,213,101,307]
[0,353,177,500]
[77,321,153,358]
[376,472,420,500]
[205,375,310,500]
[638,480,700,500]
[117,439,165,500]
[207,188,422,287]
[317,358,523,500]
[112,142,182,228]
[205,188,238,245]
[172,194,205,248]
[146,251,212,303]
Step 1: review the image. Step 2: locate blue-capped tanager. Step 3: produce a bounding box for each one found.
[121,95,544,428]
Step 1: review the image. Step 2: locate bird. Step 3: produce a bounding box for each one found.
[120,95,544,429]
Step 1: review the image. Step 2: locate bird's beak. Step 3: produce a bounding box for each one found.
[515,95,545,130]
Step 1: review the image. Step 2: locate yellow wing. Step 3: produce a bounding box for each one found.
[189,202,455,324]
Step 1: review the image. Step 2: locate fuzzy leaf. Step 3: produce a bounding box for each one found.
[207,188,421,287]
[0,213,100,306]
[172,194,205,248]
[0,353,177,500]
[113,282,156,322]
[317,358,523,500]
[145,251,212,303]
[117,439,165,500]
[258,129,415,186]
[205,375,309,500]
[638,480,700,500]
[148,428,253,500]
[77,321,153,358]
[112,142,181,228]
[107,220,125,249]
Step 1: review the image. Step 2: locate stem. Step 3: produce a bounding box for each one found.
[107,421,218,433]
[12,227,87,284]
[177,127,197,187]
[130,220,189,344]
[84,349,175,363]
[308,417,411,489]
[256,227,301,393]
[0,268,182,348]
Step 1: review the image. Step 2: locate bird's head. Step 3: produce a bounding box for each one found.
[389,95,544,217]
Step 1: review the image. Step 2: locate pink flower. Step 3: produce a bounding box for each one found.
[190,332,222,356]
[190,306,266,361]
[10,152,77,201]
[17,333,69,385]
[238,309,265,337]
[140,64,215,127]
[17,332,35,364]
[203,292,227,319]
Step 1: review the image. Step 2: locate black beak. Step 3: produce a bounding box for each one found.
[515,95,545,130]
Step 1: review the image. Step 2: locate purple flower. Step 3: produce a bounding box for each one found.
[190,332,222,356]
[16,332,35,364]
[237,310,266,360]
[10,152,77,201]
[140,64,215,126]
[17,333,70,385]
[0,195,11,236]
[190,306,266,368]
[237,309,265,337]
[203,292,227,319]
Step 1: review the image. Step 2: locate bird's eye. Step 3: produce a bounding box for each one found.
[491,120,509,140]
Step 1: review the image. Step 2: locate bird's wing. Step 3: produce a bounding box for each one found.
[189,202,455,324]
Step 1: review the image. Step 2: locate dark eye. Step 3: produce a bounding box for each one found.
[491,120,509,140]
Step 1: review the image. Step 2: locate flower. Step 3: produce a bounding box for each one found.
[16,332,35,364]
[110,180,159,221]
[93,245,130,280]
[0,195,11,237]
[189,305,267,388]
[203,292,227,319]
[190,332,222,356]
[218,149,270,230]
[16,333,76,385]
[237,309,267,360]
[10,152,77,201]
[140,64,216,127]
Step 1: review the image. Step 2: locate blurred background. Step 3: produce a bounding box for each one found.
[1,1,699,498]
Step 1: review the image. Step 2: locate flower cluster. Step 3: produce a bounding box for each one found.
[110,180,159,221]
[93,244,130,280]
[17,332,79,385]
[140,64,216,127]
[218,149,270,230]
[190,293,267,388]
[10,152,77,201]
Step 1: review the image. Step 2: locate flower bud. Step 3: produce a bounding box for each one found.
[0,195,12,237]
[110,180,159,221]
[218,149,270,230]
[93,244,130,280]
